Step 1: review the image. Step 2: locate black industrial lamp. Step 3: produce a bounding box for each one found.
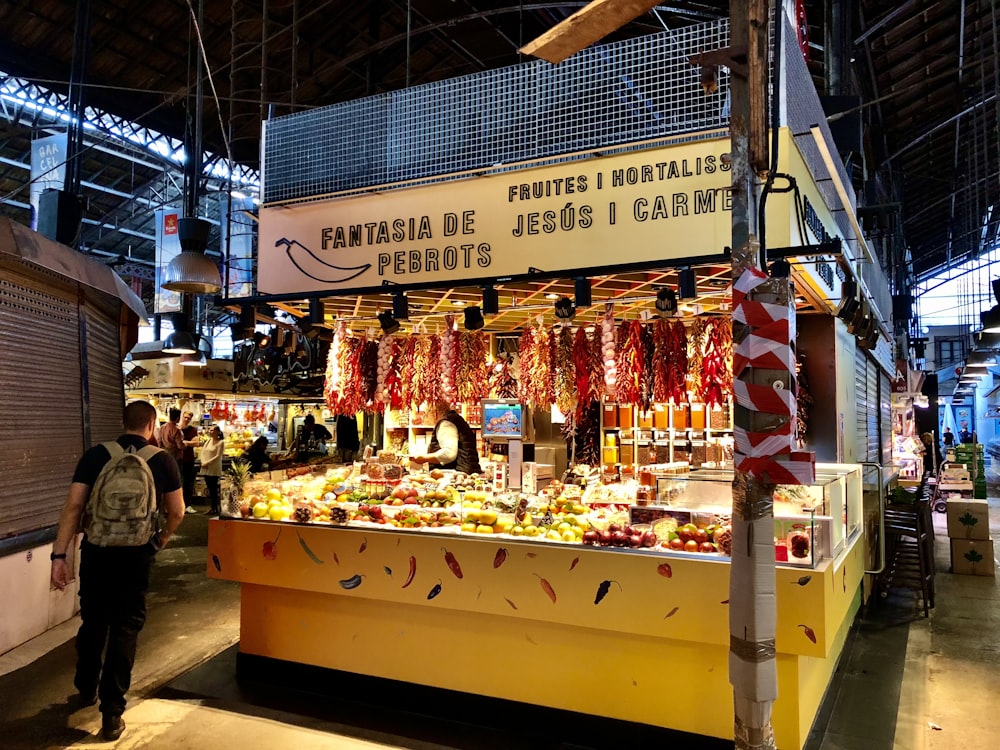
[655,287,678,317]
[378,310,400,335]
[464,305,485,330]
[162,312,199,355]
[574,277,592,308]
[836,279,859,323]
[392,292,409,320]
[553,296,575,320]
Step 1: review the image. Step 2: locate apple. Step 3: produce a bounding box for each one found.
[582,530,599,545]
[694,528,710,544]
[684,539,699,553]
[608,524,622,534]
[561,530,577,543]
[476,524,494,534]
[252,501,269,518]
[699,541,716,553]
[611,530,628,547]
[368,505,383,520]
[629,533,643,548]
[667,537,685,551]
[599,530,612,546]
[641,531,658,548]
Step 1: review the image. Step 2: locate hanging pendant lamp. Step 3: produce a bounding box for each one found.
[161,217,221,294]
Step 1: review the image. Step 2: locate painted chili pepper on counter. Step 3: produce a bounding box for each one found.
[427,580,443,600]
[211,554,221,573]
[296,530,324,564]
[799,624,817,644]
[504,597,518,610]
[262,527,282,560]
[534,573,556,603]
[358,537,368,554]
[383,566,392,577]
[493,548,508,569]
[792,575,812,586]
[663,606,679,619]
[569,556,580,572]
[657,562,673,579]
[442,547,463,579]
[333,552,340,566]
[339,574,364,590]
[594,579,622,605]
[402,555,417,588]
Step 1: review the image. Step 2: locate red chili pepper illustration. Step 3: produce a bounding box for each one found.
[534,573,556,603]
[569,556,580,571]
[262,527,282,560]
[799,624,817,644]
[333,552,340,566]
[663,606,680,619]
[504,597,518,610]
[720,599,730,604]
[494,547,508,569]
[594,579,623,605]
[402,555,417,588]
[359,536,368,554]
[442,547,463,579]
[657,562,673,579]
[526,552,537,558]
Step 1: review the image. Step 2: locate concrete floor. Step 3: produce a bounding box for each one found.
[1,496,998,750]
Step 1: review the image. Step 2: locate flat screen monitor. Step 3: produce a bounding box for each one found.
[481,399,526,441]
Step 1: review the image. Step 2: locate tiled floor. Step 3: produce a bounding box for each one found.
[2,497,998,749]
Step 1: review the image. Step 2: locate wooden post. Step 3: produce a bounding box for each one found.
[729,1,780,748]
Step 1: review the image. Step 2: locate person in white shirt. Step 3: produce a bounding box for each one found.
[199,426,225,516]
[411,403,482,474]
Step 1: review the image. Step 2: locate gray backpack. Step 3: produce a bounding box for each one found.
[83,442,161,547]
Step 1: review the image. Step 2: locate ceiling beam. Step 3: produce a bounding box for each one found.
[519,0,661,63]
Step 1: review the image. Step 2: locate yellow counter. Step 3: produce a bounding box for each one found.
[208,519,863,749]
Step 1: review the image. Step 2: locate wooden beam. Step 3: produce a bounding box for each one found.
[519,0,662,64]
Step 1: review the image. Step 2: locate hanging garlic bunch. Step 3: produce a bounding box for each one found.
[601,305,617,398]
[375,333,394,408]
[324,321,348,410]
[440,314,458,404]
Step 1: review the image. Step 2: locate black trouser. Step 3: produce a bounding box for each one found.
[204,475,220,513]
[75,541,155,717]
[181,461,196,506]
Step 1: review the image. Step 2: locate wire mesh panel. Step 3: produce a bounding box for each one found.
[263,20,730,204]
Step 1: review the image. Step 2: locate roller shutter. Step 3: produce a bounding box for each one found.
[0,270,84,538]
[854,349,882,464]
[83,300,125,445]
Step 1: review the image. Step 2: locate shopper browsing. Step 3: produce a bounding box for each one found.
[199,426,225,516]
[49,400,184,742]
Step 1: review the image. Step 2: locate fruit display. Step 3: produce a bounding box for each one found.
[224,465,805,565]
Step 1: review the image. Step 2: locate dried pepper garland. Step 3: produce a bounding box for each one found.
[699,317,731,408]
[399,336,417,409]
[686,317,706,398]
[517,326,536,406]
[455,330,489,404]
[572,326,592,416]
[652,318,671,403]
[554,326,577,417]
[491,356,518,399]
[337,334,365,415]
[384,337,405,411]
[408,335,441,409]
[795,353,814,447]
[667,320,688,405]
[588,322,605,405]
[324,322,348,411]
[614,320,645,405]
[358,338,379,411]
[638,322,655,412]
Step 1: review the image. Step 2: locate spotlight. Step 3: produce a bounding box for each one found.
[464,305,485,330]
[574,277,592,308]
[768,258,791,278]
[655,288,678,317]
[392,292,409,320]
[836,279,859,323]
[308,298,325,325]
[178,351,206,367]
[980,306,1000,333]
[554,296,575,321]
[377,311,400,334]
[482,286,499,315]
[253,330,271,348]
[679,268,697,299]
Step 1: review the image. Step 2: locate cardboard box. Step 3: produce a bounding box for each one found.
[950,538,996,576]
[947,498,991,540]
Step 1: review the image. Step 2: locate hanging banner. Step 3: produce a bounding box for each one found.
[29,132,68,230]
[154,208,183,314]
[258,137,735,294]
[219,194,255,298]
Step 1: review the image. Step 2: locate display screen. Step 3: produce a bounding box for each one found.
[481,399,525,440]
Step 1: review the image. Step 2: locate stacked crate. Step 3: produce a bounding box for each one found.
[954,443,987,498]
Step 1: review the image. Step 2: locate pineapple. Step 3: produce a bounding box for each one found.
[224,460,252,517]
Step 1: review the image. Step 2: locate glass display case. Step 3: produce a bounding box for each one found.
[647,463,863,568]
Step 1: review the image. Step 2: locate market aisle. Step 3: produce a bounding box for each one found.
[3,499,1000,750]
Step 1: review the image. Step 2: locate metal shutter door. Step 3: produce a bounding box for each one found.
[83,302,124,445]
[0,273,84,537]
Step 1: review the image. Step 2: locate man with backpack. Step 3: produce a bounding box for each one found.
[50,400,185,742]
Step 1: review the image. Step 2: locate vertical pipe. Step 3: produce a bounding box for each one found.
[64,0,92,197]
